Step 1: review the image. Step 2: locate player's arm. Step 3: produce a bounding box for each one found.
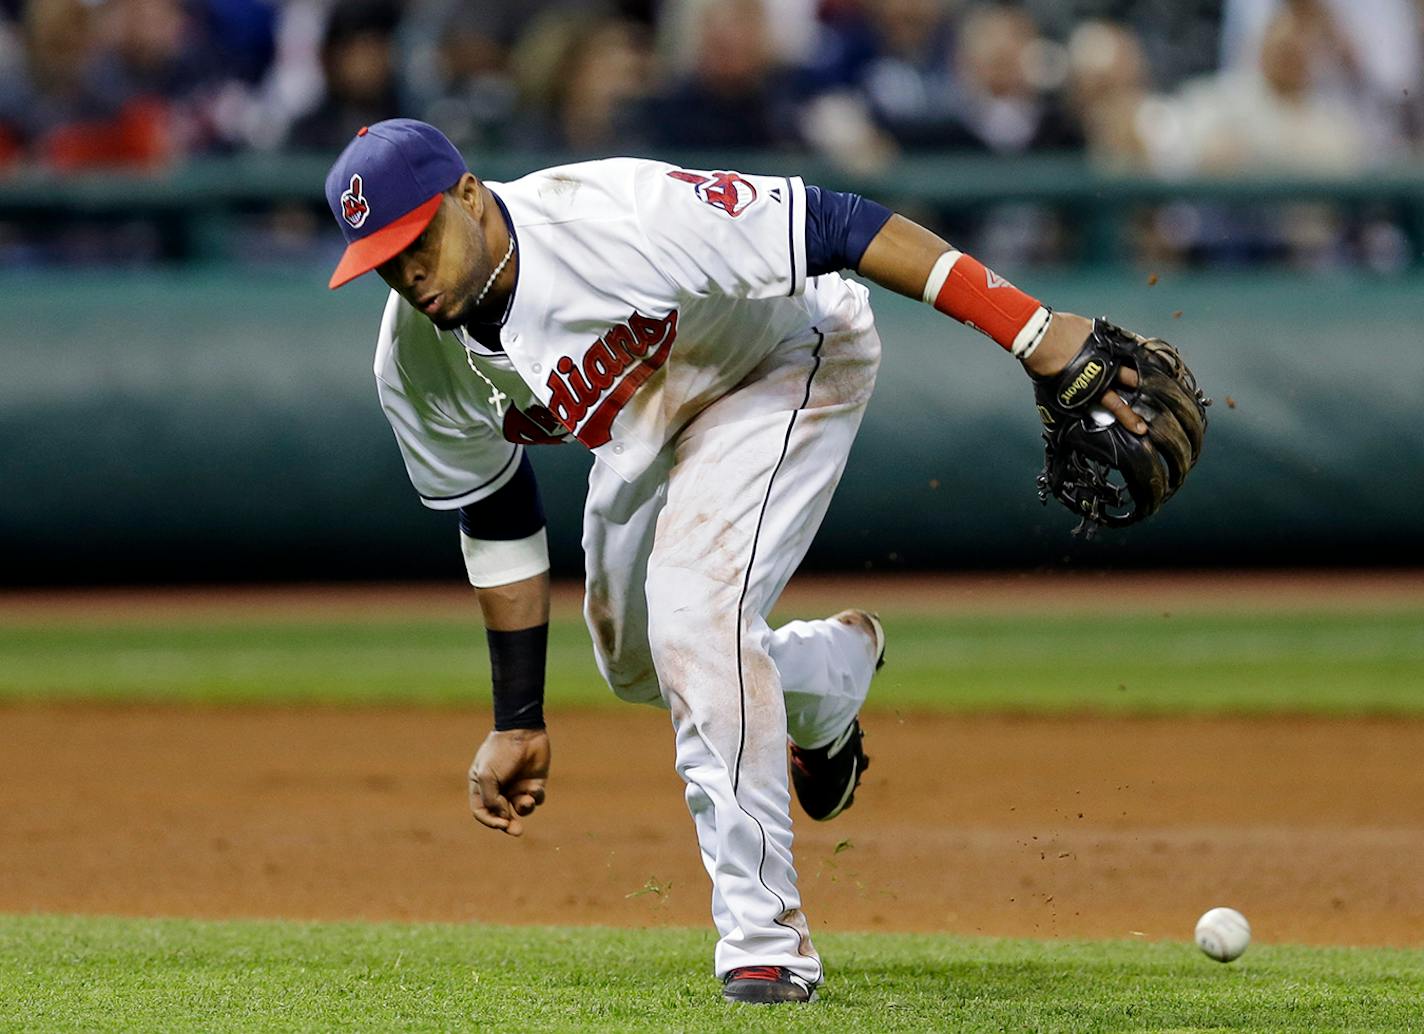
[805,189,1146,433]
[459,454,552,838]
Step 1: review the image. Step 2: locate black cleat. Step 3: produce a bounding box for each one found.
[722,966,817,1004]
[789,611,883,822]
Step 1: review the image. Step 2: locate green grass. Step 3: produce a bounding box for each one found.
[1,608,1421,714]
[2,916,1422,1033]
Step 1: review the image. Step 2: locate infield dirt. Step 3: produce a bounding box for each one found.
[5,704,1422,946]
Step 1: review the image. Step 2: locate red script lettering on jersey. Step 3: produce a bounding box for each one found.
[545,309,679,449]
[667,170,758,218]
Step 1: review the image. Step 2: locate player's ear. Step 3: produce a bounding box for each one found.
[451,173,483,218]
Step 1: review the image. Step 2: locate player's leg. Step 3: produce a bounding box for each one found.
[642,318,880,990]
[582,397,801,992]
[581,447,746,941]
[770,611,881,748]
[776,609,882,824]
[580,451,672,709]
[735,323,885,822]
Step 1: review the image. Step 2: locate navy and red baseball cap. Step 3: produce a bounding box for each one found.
[324,119,468,289]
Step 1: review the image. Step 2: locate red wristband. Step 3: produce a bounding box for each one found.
[923,250,1050,358]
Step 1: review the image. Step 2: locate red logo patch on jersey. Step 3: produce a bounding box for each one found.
[545,309,679,449]
[341,174,370,229]
[667,170,758,218]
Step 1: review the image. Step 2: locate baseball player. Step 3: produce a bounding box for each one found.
[324,120,1204,1004]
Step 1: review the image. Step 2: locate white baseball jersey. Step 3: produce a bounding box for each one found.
[374,158,870,508]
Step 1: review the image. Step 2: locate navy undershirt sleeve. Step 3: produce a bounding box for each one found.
[457,453,545,540]
[803,185,894,277]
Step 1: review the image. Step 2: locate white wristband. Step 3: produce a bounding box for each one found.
[920,249,963,304]
[1012,307,1053,360]
[461,528,550,588]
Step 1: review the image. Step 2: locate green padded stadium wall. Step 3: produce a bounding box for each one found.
[3,269,1421,583]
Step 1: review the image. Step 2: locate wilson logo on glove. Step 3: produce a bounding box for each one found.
[1057,360,1107,408]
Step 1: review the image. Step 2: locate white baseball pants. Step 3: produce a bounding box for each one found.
[581,313,881,984]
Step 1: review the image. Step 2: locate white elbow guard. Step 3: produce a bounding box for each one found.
[460,528,550,588]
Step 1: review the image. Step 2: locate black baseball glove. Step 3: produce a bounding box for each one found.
[1032,319,1210,533]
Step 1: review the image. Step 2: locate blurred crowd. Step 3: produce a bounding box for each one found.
[3,0,1423,174]
[2,0,1423,271]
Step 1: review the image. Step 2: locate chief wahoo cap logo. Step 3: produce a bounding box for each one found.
[341,174,370,229]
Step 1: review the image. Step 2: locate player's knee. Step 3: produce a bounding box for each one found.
[644,570,732,662]
[644,610,705,695]
[601,649,662,706]
[607,669,663,706]
[644,567,774,714]
[584,588,663,707]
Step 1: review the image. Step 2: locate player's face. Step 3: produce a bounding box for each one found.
[376,181,493,331]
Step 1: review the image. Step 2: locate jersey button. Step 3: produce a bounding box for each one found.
[612,443,624,454]
[531,363,541,373]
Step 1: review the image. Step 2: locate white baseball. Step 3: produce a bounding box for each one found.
[1195,907,1251,962]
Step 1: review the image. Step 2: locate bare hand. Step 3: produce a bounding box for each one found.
[1022,312,1147,435]
[468,727,550,837]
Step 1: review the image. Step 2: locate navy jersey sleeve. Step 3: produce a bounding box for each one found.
[457,453,545,540]
[803,185,893,277]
